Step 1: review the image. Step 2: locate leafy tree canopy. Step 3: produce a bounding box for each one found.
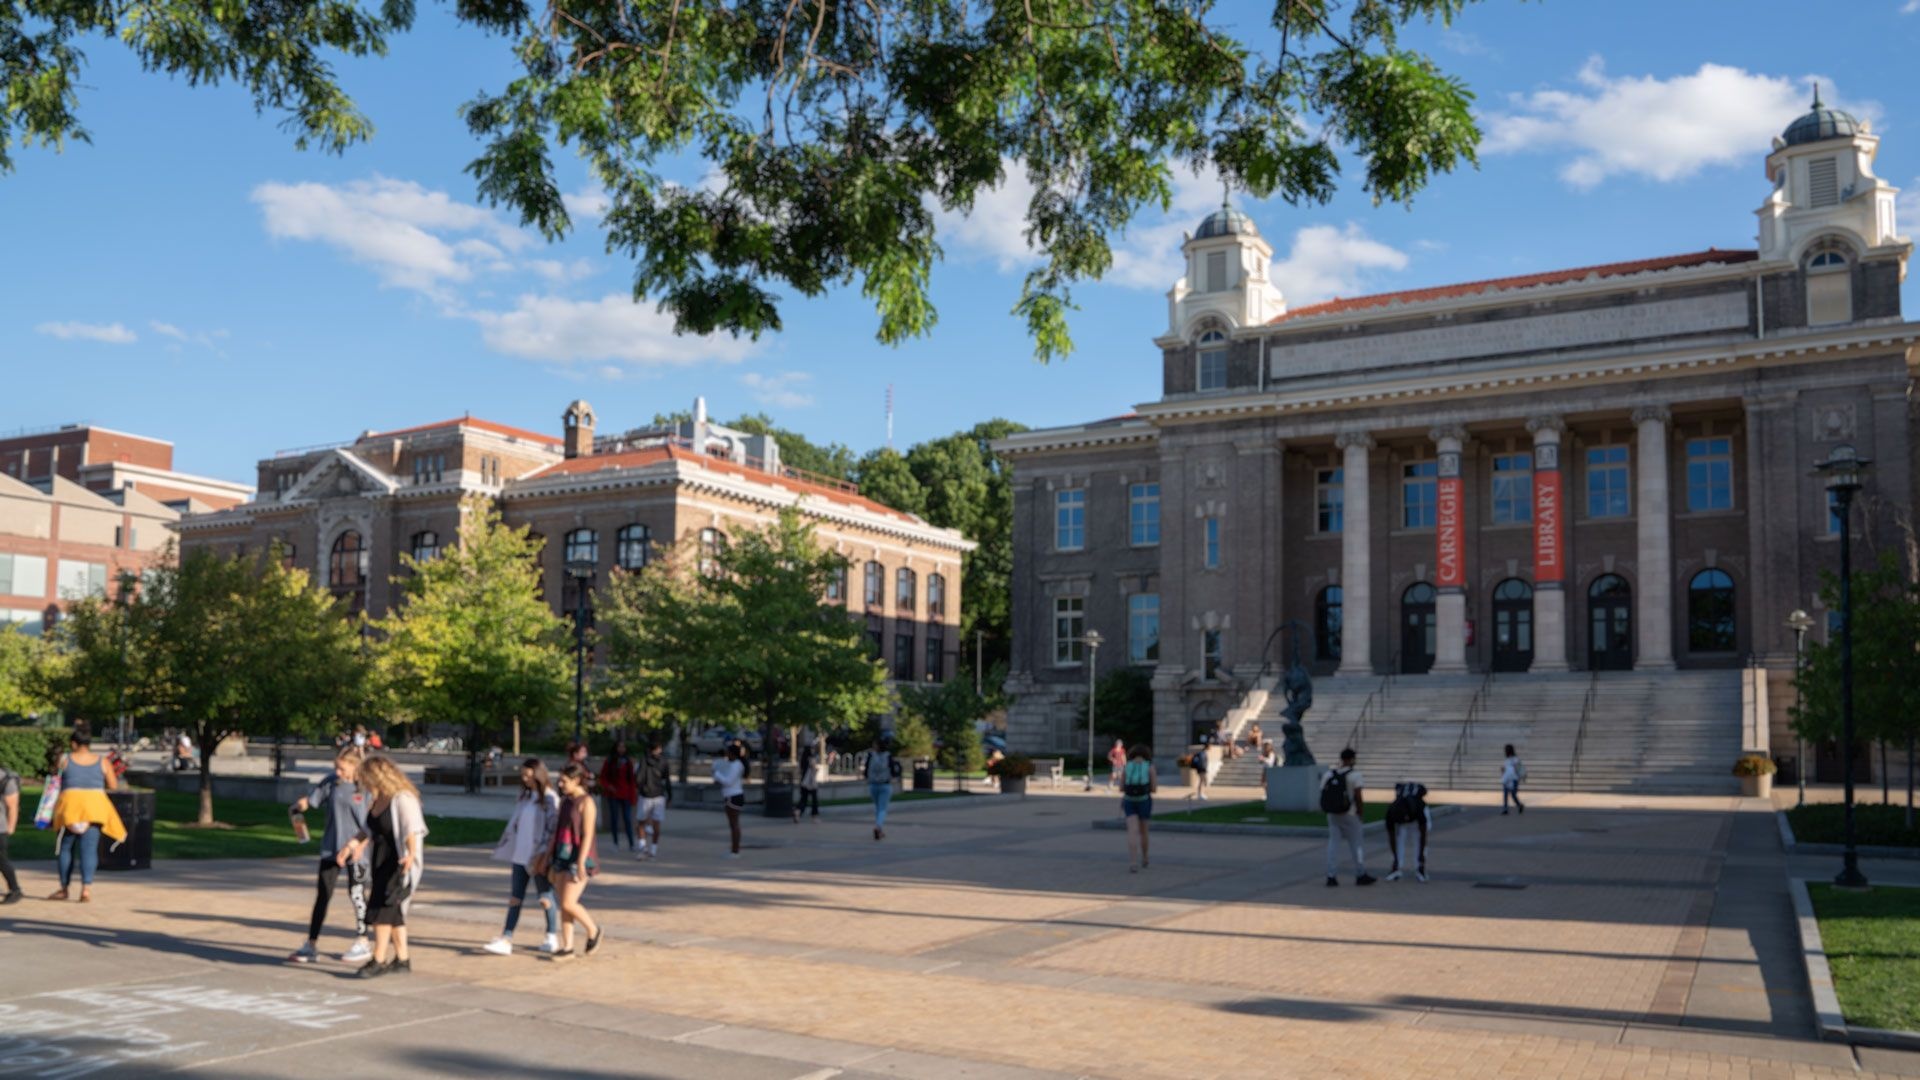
[1791,553,1920,751]
[0,623,52,719]
[5,0,1485,357]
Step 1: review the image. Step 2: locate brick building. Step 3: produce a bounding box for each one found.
[177,400,973,685]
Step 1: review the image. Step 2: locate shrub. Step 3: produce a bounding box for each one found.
[988,753,1035,779]
[0,726,71,779]
[1732,754,1778,778]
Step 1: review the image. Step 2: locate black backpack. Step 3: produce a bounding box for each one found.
[1320,768,1353,814]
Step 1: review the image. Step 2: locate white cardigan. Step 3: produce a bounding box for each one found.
[359,791,430,896]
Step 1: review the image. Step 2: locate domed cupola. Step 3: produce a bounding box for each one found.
[1781,86,1860,148]
[1160,195,1286,348]
[1194,204,1259,240]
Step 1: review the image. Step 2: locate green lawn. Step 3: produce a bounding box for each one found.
[1788,804,1920,849]
[10,786,503,862]
[1155,799,1390,827]
[1808,883,1920,1033]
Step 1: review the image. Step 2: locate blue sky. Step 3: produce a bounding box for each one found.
[4,0,1918,482]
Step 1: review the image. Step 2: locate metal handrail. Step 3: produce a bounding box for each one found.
[1446,669,1496,786]
[1343,669,1395,753]
[1570,668,1601,786]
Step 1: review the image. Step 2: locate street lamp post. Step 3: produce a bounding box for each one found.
[113,571,135,753]
[1787,609,1814,809]
[565,558,596,747]
[1813,444,1871,889]
[1082,630,1103,792]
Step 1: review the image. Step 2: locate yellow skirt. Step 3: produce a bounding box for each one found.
[50,788,129,846]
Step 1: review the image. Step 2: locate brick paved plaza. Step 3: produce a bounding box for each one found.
[4,789,1918,1078]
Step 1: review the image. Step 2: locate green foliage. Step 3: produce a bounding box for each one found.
[1080,666,1155,750]
[0,726,68,780]
[1791,554,1920,753]
[854,448,926,517]
[373,497,572,752]
[898,677,988,772]
[988,753,1034,779]
[1806,883,1920,1034]
[1787,804,1920,849]
[33,592,132,724]
[0,624,50,719]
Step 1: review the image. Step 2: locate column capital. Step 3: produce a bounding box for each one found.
[1525,414,1567,439]
[1631,405,1672,427]
[1334,431,1376,451]
[1428,424,1469,448]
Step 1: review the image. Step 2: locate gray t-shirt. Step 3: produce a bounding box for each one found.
[308,774,370,862]
[0,767,18,830]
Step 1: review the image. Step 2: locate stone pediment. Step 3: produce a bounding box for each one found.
[282,449,398,503]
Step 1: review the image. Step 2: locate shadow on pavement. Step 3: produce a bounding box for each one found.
[0,917,283,967]
[397,1048,671,1078]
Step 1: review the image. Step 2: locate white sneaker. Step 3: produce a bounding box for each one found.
[725,852,740,859]
[482,936,513,956]
[634,847,646,860]
[339,939,372,963]
[1416,870,1429,883]
[286,942,318,964]
[1385,871,1403,882]
[540,933,559,954]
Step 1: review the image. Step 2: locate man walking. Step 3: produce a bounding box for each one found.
[0,760,22,903]
[1321,748,1375,887]
[636,741,671,858]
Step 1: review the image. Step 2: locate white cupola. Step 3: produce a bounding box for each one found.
[1164,199,1287,341]
[1756,87,1904,265]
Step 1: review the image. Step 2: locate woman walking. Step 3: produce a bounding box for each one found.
[1501,744,1526,815]
[864,735,899,841]
[483,758,560,956]
[1120,745,1157,872]
[712,743,747,858]
[547,763,603,960]
[48,728,125,903]
[1104,739,1127,792]
[348,755,427,978]
[597,742,639,854]
[794,737,825,822]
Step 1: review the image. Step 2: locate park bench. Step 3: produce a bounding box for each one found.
[422,764,508,787]
[1034,757,1066,788]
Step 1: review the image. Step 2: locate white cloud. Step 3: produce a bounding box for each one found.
[252,176,533,295]
[1904,0,1919,14]
[930,167,1042,272]
[738,371,815,409]
[528,258,597,284]
[462,293,759,368]
[563,186,612,220]
[35,321,136,344]
[1484,58,1869,189]
[147,321,229,349]
[1438,30,1493,58]
[1269,224,1411,307]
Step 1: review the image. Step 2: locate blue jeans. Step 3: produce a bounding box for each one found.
[869,782,893,828]
[503,863,558,937]
[57,826,101,889]
[604,795,636,849]
[1502,780,1523,811]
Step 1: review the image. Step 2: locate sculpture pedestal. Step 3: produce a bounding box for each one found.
[1265,765,1324,813]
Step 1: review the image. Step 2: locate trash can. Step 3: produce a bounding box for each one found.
[912,759,934,792]
[762,770,795,818]
[99,788,155,872]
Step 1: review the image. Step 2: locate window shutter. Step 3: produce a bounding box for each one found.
[1206,252,1227,292]
[1808,157,1839,208]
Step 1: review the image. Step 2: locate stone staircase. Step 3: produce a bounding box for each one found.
[1209,669,1742,794]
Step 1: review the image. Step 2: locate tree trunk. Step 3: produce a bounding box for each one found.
[676,722,691,784]
[466,719,482,794]
[1882,740,1890,805]
[197,729,217,826]
[1907,731,1915,831]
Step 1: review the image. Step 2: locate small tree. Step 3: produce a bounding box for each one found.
[244,546,369,774]
[1080,667,1156,752]
[373,497,571,790]
[898,678,988,774]
[1,623,53,720]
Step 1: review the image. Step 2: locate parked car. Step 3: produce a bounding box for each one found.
[692,726,763,756]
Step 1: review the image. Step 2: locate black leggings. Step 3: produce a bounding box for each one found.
[794,788,820,817]
[309,856,368,940]
[0,832,17,894]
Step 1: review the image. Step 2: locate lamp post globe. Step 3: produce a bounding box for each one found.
[1082,630,1103,792]
[1786,609,1814,809]
[1811,445,1871,889]
[565,558,597,746]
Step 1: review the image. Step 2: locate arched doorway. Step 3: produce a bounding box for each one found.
[1491,578,1534,672]
[1588,574,1632,671]
[1401,583,1436,674]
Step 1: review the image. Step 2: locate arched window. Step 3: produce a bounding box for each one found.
[927,573,945,616]
[1491,578,1534,671]
[896,568,916,612]
[1805,242,1852,325]
[615,524,650,571]
[1315,585,1343,661]
[1588,573,1632,671]
[826,560,848,602]
[564,528,598,566]
[410,530,440,563]
[1688,569,1736,652]
[328,531,366,589]
[864,561,884,607]
[1196,329,1229,392]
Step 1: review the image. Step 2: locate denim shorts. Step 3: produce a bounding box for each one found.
[1122,797,1152,819]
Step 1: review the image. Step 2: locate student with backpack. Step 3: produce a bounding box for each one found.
[1118,745,1157,872]
[1321,748,1375,887]
[1501,744,1526,815]
[865,735,902,840]
[1384,781,1430,882]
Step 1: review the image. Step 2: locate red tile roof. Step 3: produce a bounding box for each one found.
[364,417,563,448]
[535,446,913,521]
[1268,248,1759,326]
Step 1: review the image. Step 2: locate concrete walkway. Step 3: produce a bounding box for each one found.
[3,788,1916,1078]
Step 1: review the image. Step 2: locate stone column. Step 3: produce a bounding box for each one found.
[1527,416,1569,671]
[1335,432,1374,677]
[1430,426,1469,673]
[1633,406,1676,669]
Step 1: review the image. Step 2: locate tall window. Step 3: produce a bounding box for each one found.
[896,568,916,612]
[410,530,440,563]
[1201,629,1225,680]
[1203,517,1221,569]
[866,614,885,658]
[279,542,298,570]
[1686,438,1734,512]
[1197,330,1228,391]
[893,632,916,681]
[1205,251,1228,292]
[1315,585,1343,661]
[1586,446,1630,518]
[925,628,945,683]
[1402,461,1437,528]
[411,453,445,484]
[1688,569,1736,652]
[697,528,723,576]
[1806,246,1851,325]
[1316,468,1344,533]
[1129,483,1161,546]
[1825,490,1846,537]
[1128,593,1160,665]
[328,531,367,590]
[827,561,847,602]
[616,524,651,571]
[1055,489,1086,551]
[864,561,884,606]
[927,572,945,616]
[1492,453,1533,524]
[1053,596,1085,666]
[564,528,599,565]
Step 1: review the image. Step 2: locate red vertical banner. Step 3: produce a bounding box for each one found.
[1534,469,1564,583]
[1435,476,1464,587]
